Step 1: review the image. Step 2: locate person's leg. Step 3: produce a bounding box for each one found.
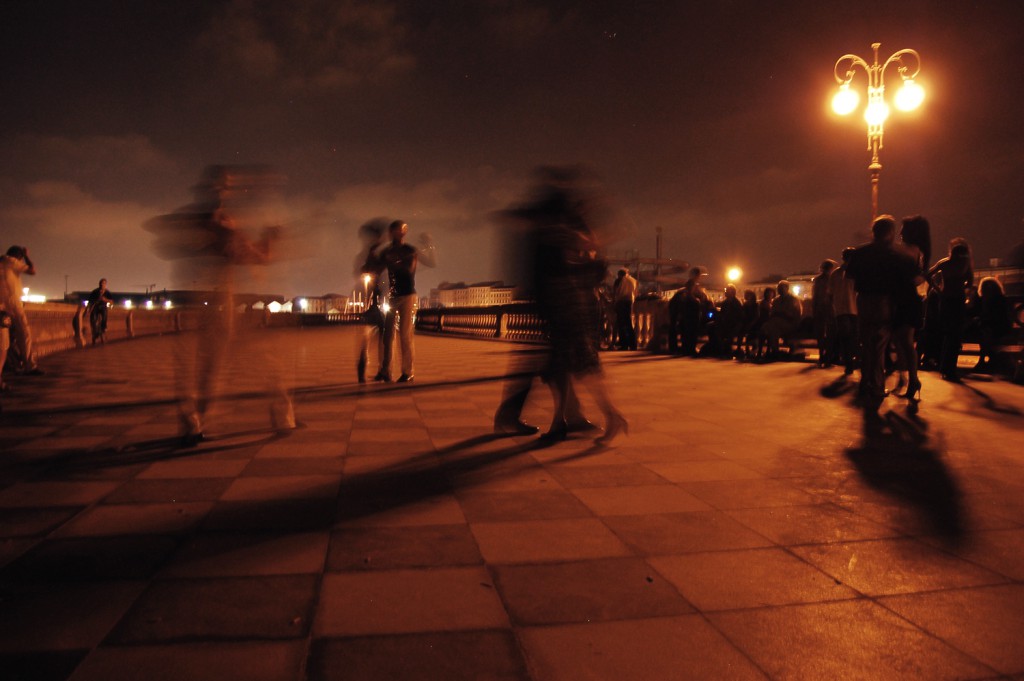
[379,308,397,380]
[11,310,37,371]
[398,295,416,378]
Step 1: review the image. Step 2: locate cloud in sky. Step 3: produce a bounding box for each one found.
[195,0,415,91]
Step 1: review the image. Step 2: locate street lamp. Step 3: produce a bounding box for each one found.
[832,43,923,219]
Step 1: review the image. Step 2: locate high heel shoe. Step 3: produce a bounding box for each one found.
[890,373,908,398]
[596,412,629,446]
[905,379,922,414]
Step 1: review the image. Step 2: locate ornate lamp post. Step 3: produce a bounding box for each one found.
[832,43,924,219]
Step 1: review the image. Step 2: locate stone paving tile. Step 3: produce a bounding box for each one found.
[0,481,121,508]
[101,478,232,504]
[649,547,857,611]
[519,615,767,680]
[791,538,1010,596]
[308,630,530,681]
[724,503,901,546]
[136,458,251,479]
[201,498,336,532]
[240,456,345,477]
[159,531,330,578]
[545,463,667,488]
[643,460,765,483]
[878,584,1024,676]
[3,535,179,582]
[220,474,342,502]
[916,527,1024,580]
[0,506,82,538]
[708,599,997,680]
[602,511,775,555]
[108,575,317,643]
[571,484,714,516]
[492,557,694,625]
[0,581,147,652]
[470,518,632,564]
[456,489,592,522]
[338,492,467,527]
[314,567,509,636]
[677,478,820,509]
[54,502,214,537]
[326,524,482,570]
[70,641,307,681]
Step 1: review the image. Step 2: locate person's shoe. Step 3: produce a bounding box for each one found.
[397,374,414,383]
[374,372,391,383]
[494,419,540,435]
[596,412,629,446]
[905,379,922,415]
[539,421,568,443]
[23,367,45,376]
[566,417,600,434]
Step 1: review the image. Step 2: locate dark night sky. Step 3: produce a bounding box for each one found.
[2,0,1022,299]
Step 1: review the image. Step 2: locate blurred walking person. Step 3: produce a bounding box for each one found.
[146,165,293,444]
[494,167,626,444]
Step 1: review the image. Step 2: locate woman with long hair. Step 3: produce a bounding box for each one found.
[891,215,930,412]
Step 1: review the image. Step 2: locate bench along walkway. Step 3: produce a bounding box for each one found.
[1,326,1023,680]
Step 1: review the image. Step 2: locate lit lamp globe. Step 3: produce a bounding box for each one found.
[832,84,859,115]
[864,100,890,126]
[895,80,925,111]
[726,267,742,283]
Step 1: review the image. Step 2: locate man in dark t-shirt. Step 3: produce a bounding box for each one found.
[379,220,418,382]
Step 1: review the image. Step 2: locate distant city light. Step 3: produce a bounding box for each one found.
[145,300,154,310]
[726,267,743,282]
[298,298,309,311]
[267,301,283,313]
[791,285,802,296]
[21,286,46,303]
[164,300,173,309]
[123,300,133,309]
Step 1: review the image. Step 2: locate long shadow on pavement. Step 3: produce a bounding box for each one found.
[845,411,966,545]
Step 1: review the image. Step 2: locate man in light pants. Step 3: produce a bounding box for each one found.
[380,220,418,383]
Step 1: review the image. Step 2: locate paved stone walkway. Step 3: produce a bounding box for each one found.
[1,326,1023,680]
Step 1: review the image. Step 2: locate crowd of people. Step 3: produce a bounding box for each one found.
[642,214,1019,419]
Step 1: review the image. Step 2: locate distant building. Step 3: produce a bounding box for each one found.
[292,294,349,314]
[428,281,517,308]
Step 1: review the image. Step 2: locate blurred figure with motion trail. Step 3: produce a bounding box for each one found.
[146,165,295,445]
[493,167,627,445]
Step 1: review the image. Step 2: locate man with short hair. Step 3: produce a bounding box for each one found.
[845,215,916,414]
[0,245,43,376]
[379,220,418,383]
